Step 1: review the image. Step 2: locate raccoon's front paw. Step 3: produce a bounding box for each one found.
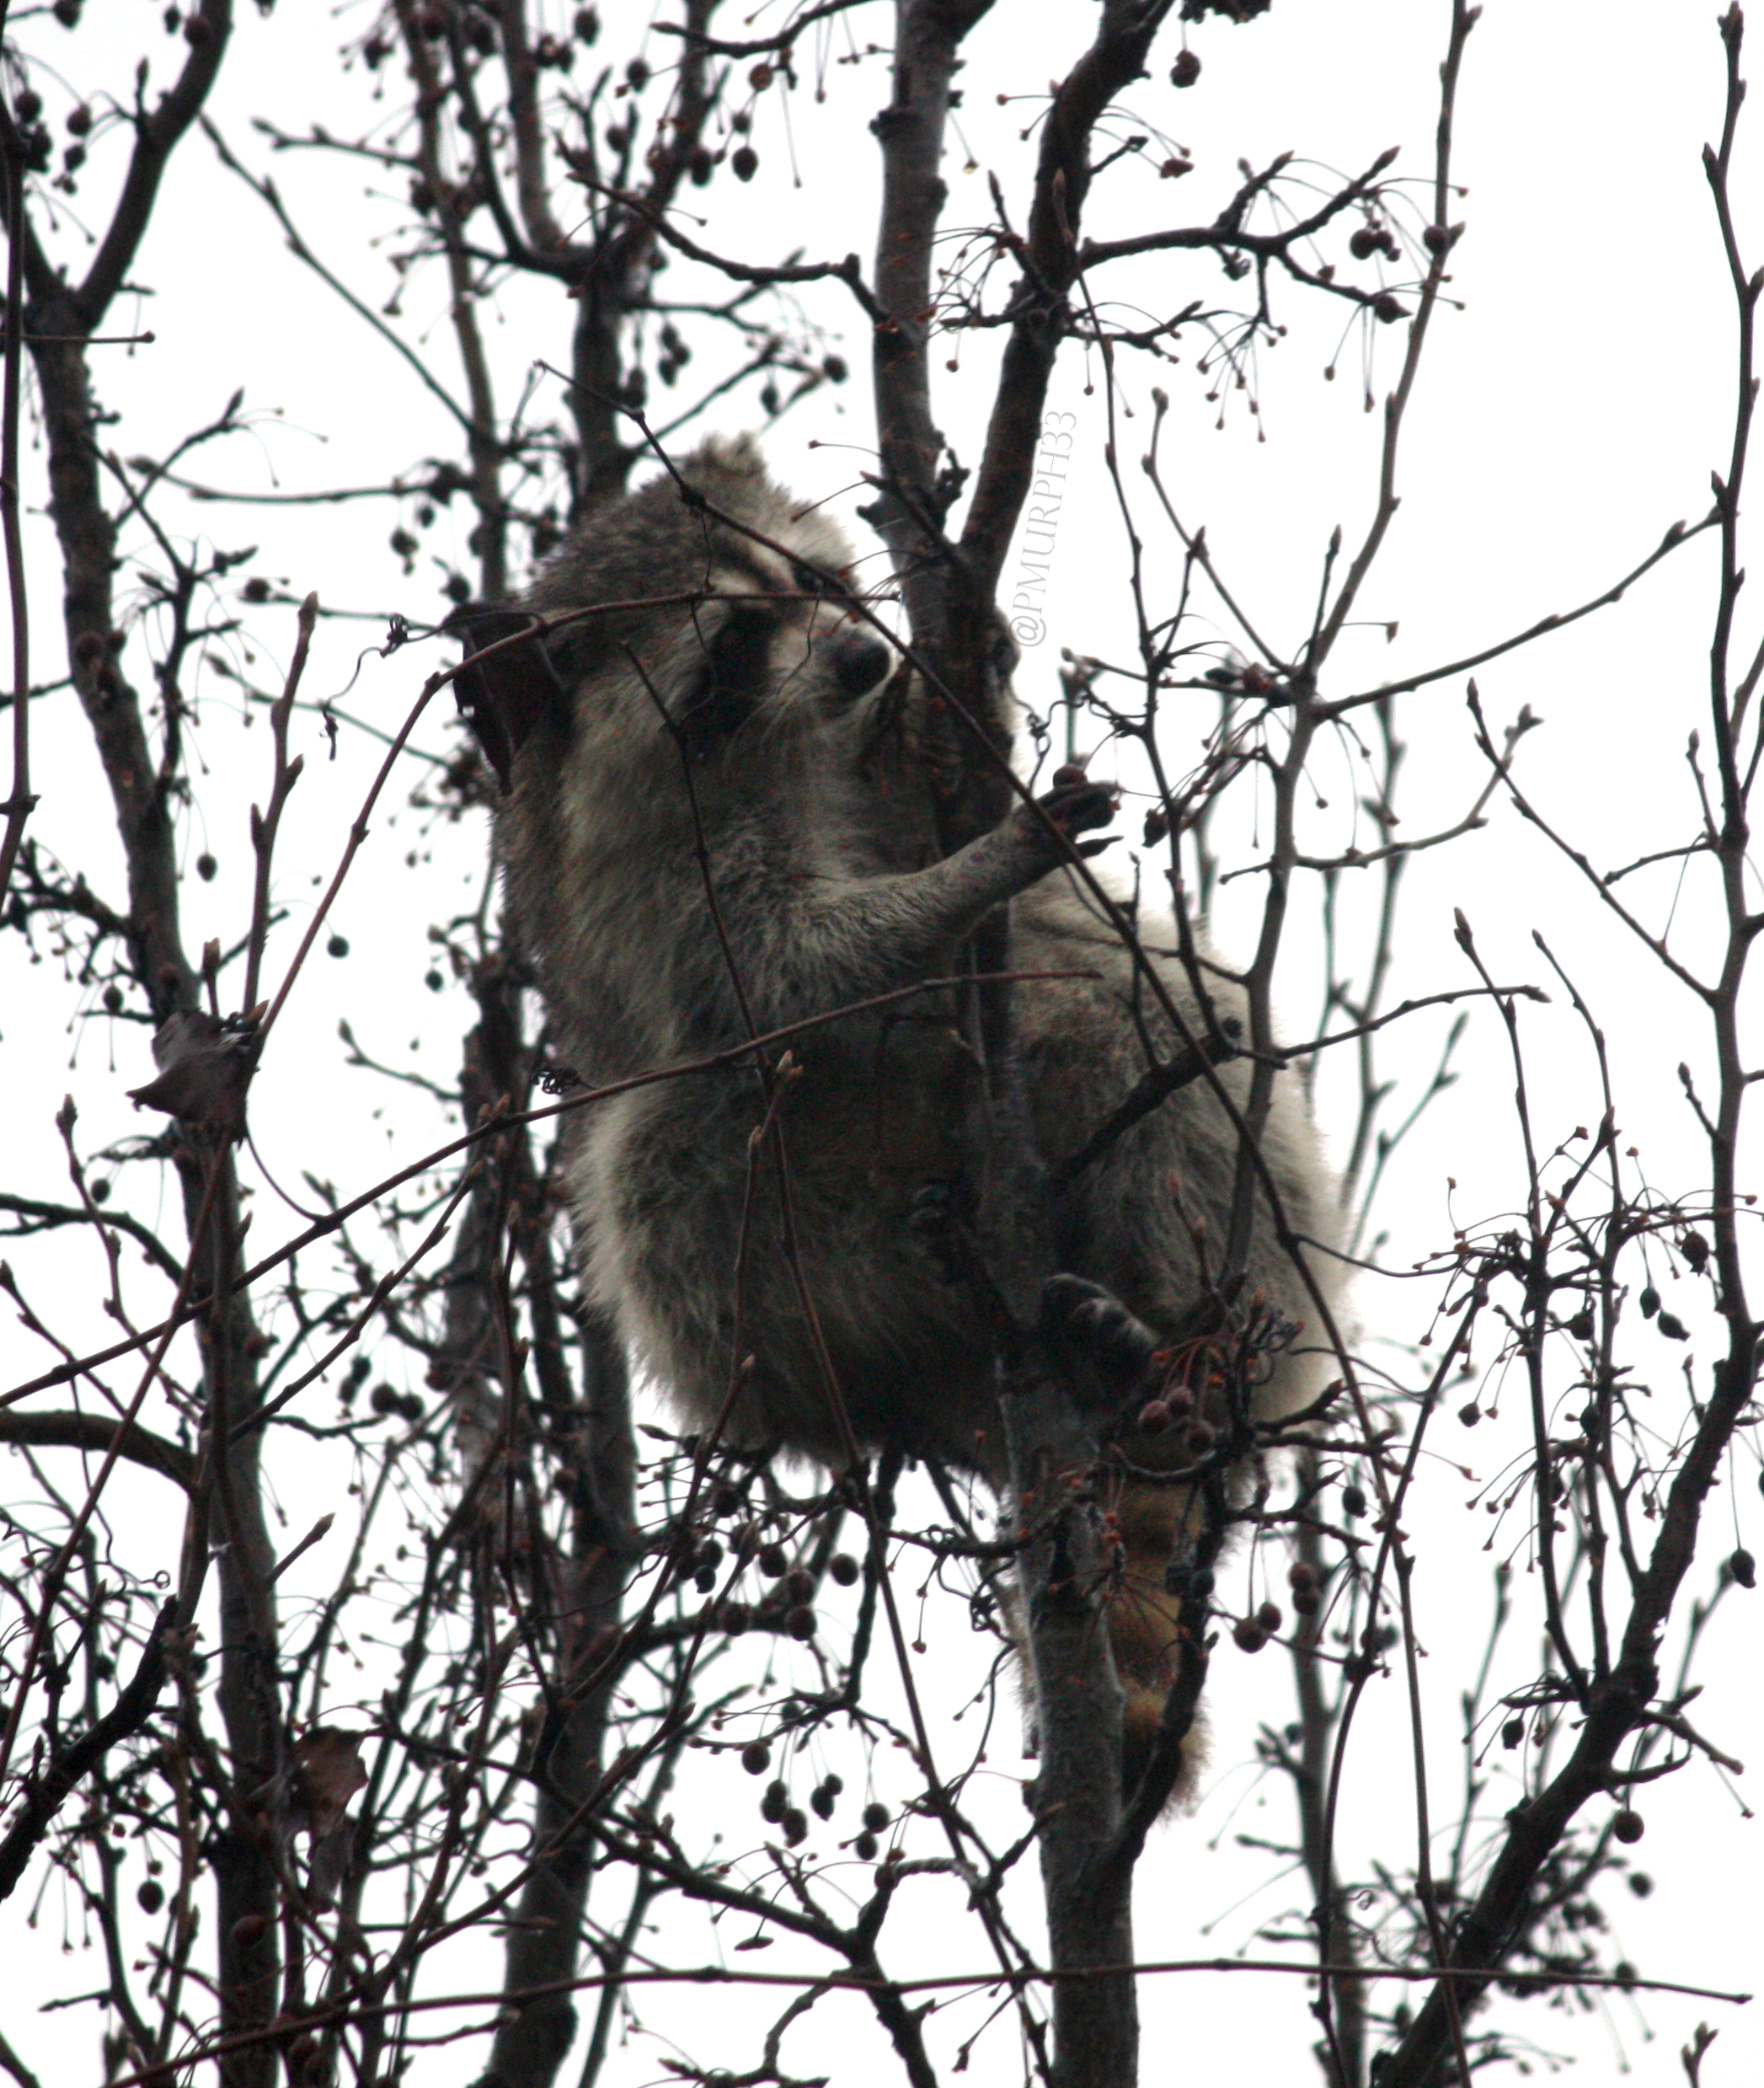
[1012,766,1118,864]
[1040,1272,1161,1395]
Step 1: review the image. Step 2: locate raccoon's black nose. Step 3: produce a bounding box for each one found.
[831,627,893,698]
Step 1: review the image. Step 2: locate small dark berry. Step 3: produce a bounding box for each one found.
[1255,1601,1282,1634]
[1342,1486,1366,1518]
[861,1802,889,1834]
[756,1543,788,1578]
[689,145,713,185]
[137,1878,164,1914]
[761,1780,788,1824]
[1171,50,1200,87]
[1232,1617,1269,1653]
[731,145,758,182]
[781,1807,808,1846]
[326,934,349,958]
[1638,1284,1660,1319]
[828,1552,859,1586]
[785,1604,815,1641]
[853,1831,879,1860]
[103,983,124,1013]
[1628,1872,1654,1898]
[1612,1809,1644,1844]
[425,968,443,991]
[1501,1718,1525,1750]
[196,851,217,881]
[574,6,599,41]
[740,1741,771,1775]
[810,1783,836,1820]
[1729,1548,1756,1589]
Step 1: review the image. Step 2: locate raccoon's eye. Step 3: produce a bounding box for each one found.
[789,559,851,602]
[679,605,776,747]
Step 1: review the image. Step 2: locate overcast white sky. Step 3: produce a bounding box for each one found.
[3,2,1761,2082]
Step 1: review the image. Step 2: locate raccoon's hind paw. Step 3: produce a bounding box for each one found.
[1040,1273,1162,1395]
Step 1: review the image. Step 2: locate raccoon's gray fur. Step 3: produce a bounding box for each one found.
[456,435,1341,1775]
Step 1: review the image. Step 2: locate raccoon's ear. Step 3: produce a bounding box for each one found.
[445,605,566,792]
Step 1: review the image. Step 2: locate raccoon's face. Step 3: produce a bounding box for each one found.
[667,532,896,758]
[453,444,898,790]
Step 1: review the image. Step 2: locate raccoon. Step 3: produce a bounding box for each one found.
[453,436,1341,1790]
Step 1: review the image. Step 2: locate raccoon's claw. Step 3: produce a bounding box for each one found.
[1040,1272,1162,1393]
